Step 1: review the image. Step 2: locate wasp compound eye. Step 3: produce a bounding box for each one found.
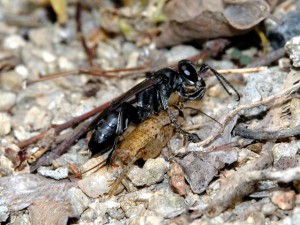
[178,60,198,85]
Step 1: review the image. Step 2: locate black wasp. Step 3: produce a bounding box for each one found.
[88,60,240,157]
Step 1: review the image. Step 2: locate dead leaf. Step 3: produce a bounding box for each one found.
[156,0,271,48]
[49,0,68,24]
[223,0,270,30]
[29,199,75,225]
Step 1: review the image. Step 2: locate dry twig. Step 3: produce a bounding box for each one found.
[233,125,300,140]
[191,142,274,218]
[195,80,300,148]
[75,1,96,66]
[247,47,285,67]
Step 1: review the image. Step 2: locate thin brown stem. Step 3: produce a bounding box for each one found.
[17,100,112,149]
[76,1,95,66]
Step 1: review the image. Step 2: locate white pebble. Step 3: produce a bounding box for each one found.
[0,91,16,111]
[42,51,56,63]
[37,166,69,180]
[0,113,11,136]
[3,34,25,50]
[15,65,29,79]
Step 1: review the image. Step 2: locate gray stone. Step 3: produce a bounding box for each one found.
[127,158,168,187]
[88,199,122,220]
[128,215,164,225]
[285,36,300,67]
[148,191,185,217]
[0,91,16,111]
[241,68,284,116]
[24,106,52,131]
[67,187,90,216]
[120,201,145,218]
[0,206,9,222]
[0,113,11,136]
[0,155,14,176]
[0,70,23,91]
[3,34,25,50]
[272,141,300,163]
[292,207,300,225]
[78,168,114,198]
[41,50,57,63]
[165,45,200,63]
[262,202,278,215]
[52,151,89,168]
[29,27,53,47]
[179,149,238,194]
[96,42,120,67]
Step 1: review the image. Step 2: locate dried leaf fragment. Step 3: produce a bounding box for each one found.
[224,0,270,30]
[156,0,271,47]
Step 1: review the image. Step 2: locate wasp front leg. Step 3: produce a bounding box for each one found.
[158,84,201,143]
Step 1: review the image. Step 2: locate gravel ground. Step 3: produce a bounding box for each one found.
[1,1,300,225]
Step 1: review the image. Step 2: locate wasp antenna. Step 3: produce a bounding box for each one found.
[184,106,222,127]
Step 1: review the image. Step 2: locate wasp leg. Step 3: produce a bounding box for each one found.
[158,84,201,143]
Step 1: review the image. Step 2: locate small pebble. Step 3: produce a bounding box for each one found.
[15,65,29,79]
[272,141,300,163]
[148,190,185,217]
[246,212,265,225]
[0,206,9,223]
[52,151,88,168]
[58,56,75,70]
[285,36,300,67]
[78,168,114,198]
[42,51,56,63]
[0,156,14,177]
[121,202,145,218]
[37,166,69,180]
[165,45,200,63]
[127,157,168,187]
[0,71,23,91]
[85,199,121,220]
[29,27,53,47]
[262,202,278,214]
[292,207,300,224]
[67,187,91,216]
[0,91,16,111]
[271,190,296,210]
[3,34,26,50]
[24,106,52,130]
[128,215,164,225]
[0,113,11,136]
[290,98,300,127]
[96,42,120,67]
[169,162,186,196]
